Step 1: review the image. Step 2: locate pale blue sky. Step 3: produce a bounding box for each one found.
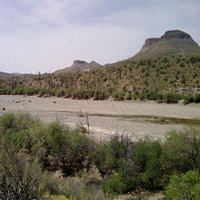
[0,0,199,73]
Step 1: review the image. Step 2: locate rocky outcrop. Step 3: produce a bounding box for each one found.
[54,60,101,73]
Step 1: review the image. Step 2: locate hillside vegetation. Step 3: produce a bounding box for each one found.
[1,55,200,103]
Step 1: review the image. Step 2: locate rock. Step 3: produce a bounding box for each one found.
[161,30,192,40]
[73,60,87,65]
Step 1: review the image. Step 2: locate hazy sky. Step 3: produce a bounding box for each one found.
[0,0,199,73]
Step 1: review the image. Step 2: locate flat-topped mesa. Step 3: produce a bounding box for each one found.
[135,29,200,57]
[73,60,87,65]
[161,30,192,40]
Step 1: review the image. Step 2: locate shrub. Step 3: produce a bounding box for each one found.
[193,93,200,103]
[94,89,108,100]
[56,88,65,97]
[23,87,39,95]
[0,112,17,131]
[163,93,181,104]
[103,174,129,195]
[165,170,200,200]
[64,88,72,98]
[165,129,200,172]
[134,140,166,190]
[0,144,44,199]
[112,92,125,101]
[183,94,194,105]
[72,88,94,100]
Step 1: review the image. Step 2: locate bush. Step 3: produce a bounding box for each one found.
[23,87,39,95]
[183,94,194,104]
[72,88,94,100]
[134,140,166,190]
[0,112,17,130]
[0,144,44,199]
[64,88,72,98]
[56,88,65,97]
[165,129,200,172]
[103,174,129,195]
[165,170,200,200]
[112,92,125,101]
[193,93,200,103]
[94,89,108,100]
[163,93,181,104]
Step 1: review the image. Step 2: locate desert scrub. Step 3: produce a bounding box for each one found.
[1,113,200,198]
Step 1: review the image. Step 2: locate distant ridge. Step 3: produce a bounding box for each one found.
[0,71,19,80]
[54,60,101,73]
[133,30,200,59]
[0,71,32,80]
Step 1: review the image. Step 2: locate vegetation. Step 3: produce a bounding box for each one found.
[1,55,200,104]
[0,112,199,199]
[165,170,200,200]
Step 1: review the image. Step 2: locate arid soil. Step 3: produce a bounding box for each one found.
[1,95,200,141]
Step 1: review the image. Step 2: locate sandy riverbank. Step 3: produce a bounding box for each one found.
[1,95,200,140]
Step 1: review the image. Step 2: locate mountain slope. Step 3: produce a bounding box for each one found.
[133,30,200,59]
[54,60,101,73]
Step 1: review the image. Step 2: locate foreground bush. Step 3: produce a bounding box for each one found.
[0,112,200,198]
[134,140,166,190]
[0,143,44,200]
[165,129,200,172]
[165,170,200,200]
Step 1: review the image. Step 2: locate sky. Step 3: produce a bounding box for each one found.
[0,0,199,74]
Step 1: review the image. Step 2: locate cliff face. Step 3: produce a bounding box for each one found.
[134,30,200,59]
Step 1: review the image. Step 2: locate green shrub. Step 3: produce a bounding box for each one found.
[165,170,200,200]
[64,88,72,98]
[103,174,129,195]
[112,92,125,101]
[0,112,17,131]
[23,87,39,95]
[94,89,108,100]
[72,88,94,100]
[56,88,65,97]
[165,129,200,172]
[0,144,44,199]
[193,93,200,103]
[134,140,166,190]
[163,93,181,104]
[183,94,194,104]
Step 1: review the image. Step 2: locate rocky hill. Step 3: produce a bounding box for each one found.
[54,60,101,73]
[133,30,200,59]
